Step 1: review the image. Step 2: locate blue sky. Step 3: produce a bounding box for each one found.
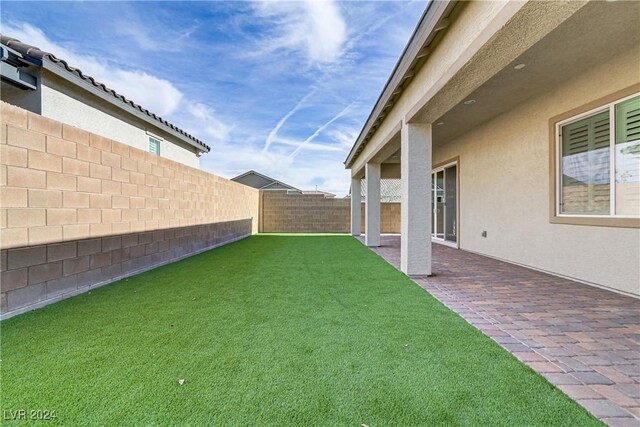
[1,1,426,195]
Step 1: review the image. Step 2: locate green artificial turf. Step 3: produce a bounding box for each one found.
[1,235,600,426]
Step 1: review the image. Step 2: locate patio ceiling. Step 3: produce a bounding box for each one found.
[430,0,640,147]
[366,0,639,180]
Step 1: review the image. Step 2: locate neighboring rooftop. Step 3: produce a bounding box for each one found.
[231,170,301,192]
[0,34,210,153]
[232,171,339,197]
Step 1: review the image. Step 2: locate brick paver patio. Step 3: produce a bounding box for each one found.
[358,235,640,427]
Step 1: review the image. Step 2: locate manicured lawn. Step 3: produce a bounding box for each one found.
[1,235,599,426]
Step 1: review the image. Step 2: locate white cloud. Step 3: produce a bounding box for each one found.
[263,89,315,152]
[288,101,355,159]
[101,69,183,117]
[327,126,360,150]
[0,0,424,197]
[253,0,347,65]
[2,22,183,116]
[112,18,198,53]
[270,136,343,152]
[184,103,232,143]
[203,141,295,181]
[1,22,232,148]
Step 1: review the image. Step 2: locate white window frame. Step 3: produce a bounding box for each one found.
[148,136,161,156]
[431,159,459,249]
[555,92,640,219]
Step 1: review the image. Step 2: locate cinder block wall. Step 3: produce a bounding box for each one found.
[260,190,400,233]
[364,202,400,235]
[0,102,259,318]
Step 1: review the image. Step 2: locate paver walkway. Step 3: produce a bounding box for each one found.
[358,235,640,427]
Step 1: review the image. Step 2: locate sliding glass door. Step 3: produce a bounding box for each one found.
[431,162,457,245]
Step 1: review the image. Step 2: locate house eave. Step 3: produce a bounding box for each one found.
[344,0,457,169]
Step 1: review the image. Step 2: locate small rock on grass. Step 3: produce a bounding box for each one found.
[178,379,185,386]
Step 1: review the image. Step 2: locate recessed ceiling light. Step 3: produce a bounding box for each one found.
[514,63,526,70]
[463,99,476,105]
[436,122,444,126]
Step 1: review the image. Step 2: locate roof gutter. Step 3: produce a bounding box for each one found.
[344,0,457,169]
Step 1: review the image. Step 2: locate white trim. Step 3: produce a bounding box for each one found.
[145,130,164,140]
[148,136,161,156]
[432,238,458,249]
[432,160,457,172]
[556,214,638,219]
[556,91,640,219]
[609,106,616,216]
[557,105,609,127]
[431,160,459,248]
[556,120,563,216]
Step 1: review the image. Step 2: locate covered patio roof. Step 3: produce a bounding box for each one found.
[348,0,640,179]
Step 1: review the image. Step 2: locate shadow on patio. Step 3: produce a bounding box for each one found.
[358,234,640,426]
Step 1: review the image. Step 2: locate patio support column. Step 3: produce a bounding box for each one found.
[365,162,381,247]
[401,121,432,276]
[350,177,362,236]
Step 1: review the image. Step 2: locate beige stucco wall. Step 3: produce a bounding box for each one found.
[1,80,42,114]
[40,71,201,168]
[433,46,640,296]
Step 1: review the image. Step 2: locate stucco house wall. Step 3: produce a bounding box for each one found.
[1,62,201,168]
[41,72,200,168]
[1,79,42,113]
[345,1,638,296]
[432,45,640,296]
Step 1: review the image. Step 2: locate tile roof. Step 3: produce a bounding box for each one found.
[0,34,209,152]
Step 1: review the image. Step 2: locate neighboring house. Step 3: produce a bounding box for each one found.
[232,171,338,198]
[345,1,640,297]
[303,190,336,198]
[347,179,401,203]
[232,170,301,192]
[0,35,209,168]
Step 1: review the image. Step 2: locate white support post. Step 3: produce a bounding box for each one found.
[350,177,362,236]
[365,162,381,247]
[401,122,432,276]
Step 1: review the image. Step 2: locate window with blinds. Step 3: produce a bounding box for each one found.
[615,96,640,216]
[149,137,161,156]
[559,94,640,217]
